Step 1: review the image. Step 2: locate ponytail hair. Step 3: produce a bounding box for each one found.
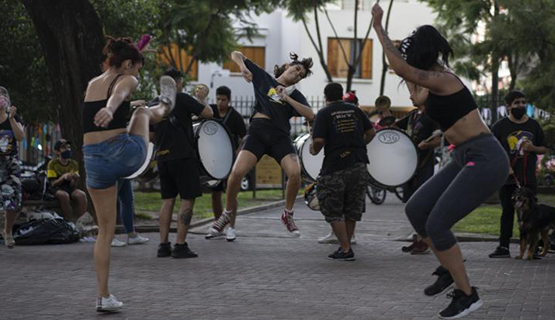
[403,25,453,70]
[273,52,313,79]
[102,36,144,68]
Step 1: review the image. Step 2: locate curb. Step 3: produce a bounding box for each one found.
[117,197,294,234]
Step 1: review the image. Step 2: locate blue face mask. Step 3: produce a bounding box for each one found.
[61,150,72,159]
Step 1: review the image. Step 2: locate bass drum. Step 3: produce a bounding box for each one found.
[366,128,418,188]
[124,142,159,182]
[294,133,324,182]
[193,120,234,183]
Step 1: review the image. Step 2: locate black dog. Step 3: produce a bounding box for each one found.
[512,186,555,260]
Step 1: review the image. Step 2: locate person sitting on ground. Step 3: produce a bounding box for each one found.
[47,139,87,222]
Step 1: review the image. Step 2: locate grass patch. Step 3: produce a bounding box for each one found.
[453,194,555,236]
[134,189,289,220]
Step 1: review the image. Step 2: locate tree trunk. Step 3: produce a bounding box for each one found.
[21,0,105,215]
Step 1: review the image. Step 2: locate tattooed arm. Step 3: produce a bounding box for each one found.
[371,4,460,94]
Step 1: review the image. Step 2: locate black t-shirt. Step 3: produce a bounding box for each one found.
[244,59,310,135]
[0,115,22,157]
[492,117,546,186]
[312,101,373,176]
[210,104,247,149]
[396,109,438,169]
[151,93,205,162]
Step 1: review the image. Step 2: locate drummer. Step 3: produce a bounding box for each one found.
[206,51,314,238]
[310,83,375,260]
[206,85,247,241]
[150,68,213,259]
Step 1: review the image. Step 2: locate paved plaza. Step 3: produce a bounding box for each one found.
[1,195,554,320]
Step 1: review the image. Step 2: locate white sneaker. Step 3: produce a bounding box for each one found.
[111,238,127,247]
[80,236,97,243]
[226,227,236,242]
[127,233,149,245]
[318,232,338,244]
[96,294,123,312]
[159,75,177,112]
[351,234,357,245]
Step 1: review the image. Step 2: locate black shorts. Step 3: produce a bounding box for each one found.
[158,158,202,200]
[242,118,295,164]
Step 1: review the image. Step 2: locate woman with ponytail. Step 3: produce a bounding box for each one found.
[373,4,509,319]
[83,36,174,312]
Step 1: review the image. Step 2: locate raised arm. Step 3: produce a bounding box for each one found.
[231,51,253,83]
[371,4,460,94]
[8,107,25,141]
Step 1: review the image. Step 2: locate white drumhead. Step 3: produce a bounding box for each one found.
[124,142,155,179]
[195,120,234,180]
[367,129,418,187]
[295,133,324,181]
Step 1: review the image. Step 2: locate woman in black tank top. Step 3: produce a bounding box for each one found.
[83,37,176,312]
[372,4,509,318]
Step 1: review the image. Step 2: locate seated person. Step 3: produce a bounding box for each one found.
[47,139,87,222]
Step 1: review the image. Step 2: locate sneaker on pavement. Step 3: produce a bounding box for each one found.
[111,238,127,247]
[205,230,225,239]
[318,232,338,244]
[208,212,231,236]
[350,234,357,245]
[488,246,510,258]
[424,265,454,296]
[410,240,429,255]
[328,248,355,261]
[172,242,198,259]
[281,210,300,236]
[96,294,123,313]
[157,242,172,258]
[439,287,482,319]
[226,227,236,242]
[128,233,149,245]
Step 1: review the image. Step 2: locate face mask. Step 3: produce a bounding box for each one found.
[61,150,72,159]
[511,107,526,120]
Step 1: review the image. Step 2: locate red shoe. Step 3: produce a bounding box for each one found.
[281,210,300,237]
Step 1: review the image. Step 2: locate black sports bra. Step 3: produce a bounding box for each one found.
[424,76,478,132]
[83,74,130,134]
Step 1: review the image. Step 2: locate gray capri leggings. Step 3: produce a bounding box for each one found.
[405,133,509,251]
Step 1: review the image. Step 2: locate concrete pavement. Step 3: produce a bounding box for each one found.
[1,194,554,320]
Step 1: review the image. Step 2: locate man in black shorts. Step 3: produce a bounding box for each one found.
[206,86,247,241]
[206,51,314,238]
[151,68,213,258]
[311,83,375,260]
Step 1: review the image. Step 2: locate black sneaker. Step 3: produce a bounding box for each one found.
[157,242,172,258]
[424,266,454,296]
[172,242,198,259]
[439,287,483,319]
[328,248,355,261]
[488,246,510,258]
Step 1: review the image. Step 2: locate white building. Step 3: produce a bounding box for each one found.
[192,0,447,116]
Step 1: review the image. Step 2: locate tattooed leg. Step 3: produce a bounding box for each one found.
[176,200,194,244]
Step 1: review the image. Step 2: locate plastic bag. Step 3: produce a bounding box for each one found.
[13,218,80,245]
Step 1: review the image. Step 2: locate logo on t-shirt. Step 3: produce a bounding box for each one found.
[0,130,14,155]
[507,130,534,157]
[267,88,284,105]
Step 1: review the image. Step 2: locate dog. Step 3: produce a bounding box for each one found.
[512,186,555,260]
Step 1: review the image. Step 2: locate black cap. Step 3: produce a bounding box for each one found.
[54,139,70,151]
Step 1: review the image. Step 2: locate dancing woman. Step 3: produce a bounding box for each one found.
[372,4,509,319]
[206,52,314,238]
[83,37,175,312]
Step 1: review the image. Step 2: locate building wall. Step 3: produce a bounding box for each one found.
[192,0,468,111]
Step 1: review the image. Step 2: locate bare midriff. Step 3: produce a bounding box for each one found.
[443,109,491,146]
[84,128,127,146]
[252,112,271,120]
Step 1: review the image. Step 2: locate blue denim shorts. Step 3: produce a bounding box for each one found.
[84,133,147,189]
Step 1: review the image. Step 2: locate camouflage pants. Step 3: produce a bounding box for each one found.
[0,155,22,212]
[316,162,369,223]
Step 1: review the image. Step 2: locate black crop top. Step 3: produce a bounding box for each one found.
[425,85,478,132]
[83,74,130,133]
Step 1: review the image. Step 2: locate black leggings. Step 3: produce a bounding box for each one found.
[405,133,509,251]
